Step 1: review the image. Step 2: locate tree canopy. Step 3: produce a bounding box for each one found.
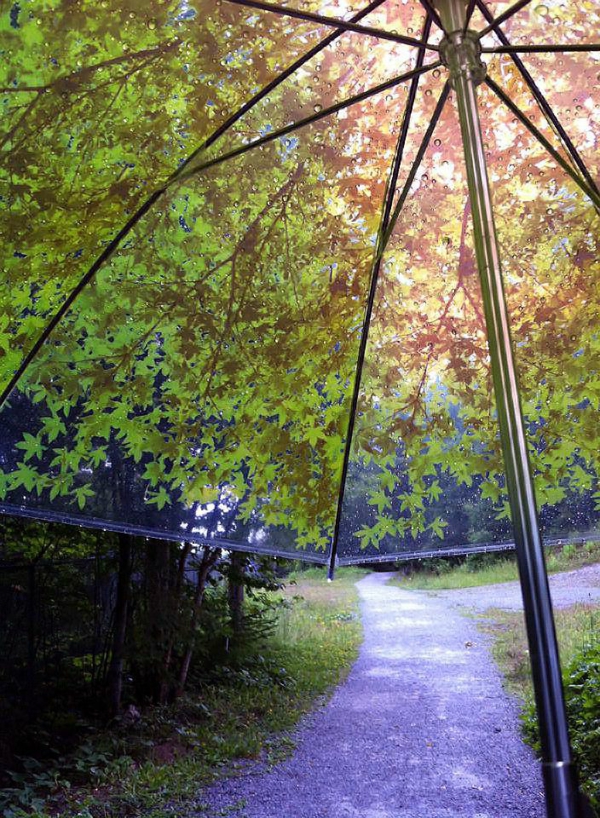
[1,0,599,561]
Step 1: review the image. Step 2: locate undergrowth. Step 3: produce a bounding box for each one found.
[0,568,364,818]
[483,604,600,812]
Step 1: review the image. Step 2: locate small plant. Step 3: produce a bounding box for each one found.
[584,541,600,556]
[0,757,70,817]
[562,543,578,559]
[522,640,600,811]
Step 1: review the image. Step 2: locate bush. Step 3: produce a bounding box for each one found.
[522,642,600,811]
[561,543,578,559]
[463,552,510,573]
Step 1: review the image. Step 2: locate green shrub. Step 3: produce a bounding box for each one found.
[463,552,508,573]
[522,642,600,811]
[561,543,578,559]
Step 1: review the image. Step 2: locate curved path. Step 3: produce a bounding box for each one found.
[430,562,600,612]
[195,572,545,817]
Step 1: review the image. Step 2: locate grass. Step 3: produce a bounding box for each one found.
[4,567,364,818]
[483,603,600,700]
[482,603,600,810]
[389,540,600,591]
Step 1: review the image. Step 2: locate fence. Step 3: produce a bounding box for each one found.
[340,533,599,565]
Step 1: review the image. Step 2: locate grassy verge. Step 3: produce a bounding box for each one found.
[483,604,599,699]
[389,540,600,591]
[4,567,364,818]
[483,603,600,811]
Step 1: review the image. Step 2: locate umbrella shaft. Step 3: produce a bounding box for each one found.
[454,68,583,818]
[433,1,585,815]
[452,60,568,763]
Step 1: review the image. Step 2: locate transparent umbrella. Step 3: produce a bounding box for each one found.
[1,0,599,814]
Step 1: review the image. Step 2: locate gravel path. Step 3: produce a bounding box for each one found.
[195,572,546,817]
[430,562,600,612]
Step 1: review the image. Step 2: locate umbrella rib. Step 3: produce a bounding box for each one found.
[327,14,434,576]
[0,59,438,410]
[479,0,533,38]
[418,0,444,31]
[380,83,452,251]
[381,16,434,230]
[175,62,442,185]
[222,0,440,50]
[485,77,600,212]
[463,0,478,34]
[482,43,600,53]
[476,0,599,197]
[178,0,390,171]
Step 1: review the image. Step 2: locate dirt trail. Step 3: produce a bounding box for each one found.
[195,572,546,817]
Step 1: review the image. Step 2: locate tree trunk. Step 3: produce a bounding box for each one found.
[160,542,192,701]
[144,539,172,703]
[106,533,133,716]
[176,547,220,697]
[228,551,245,636]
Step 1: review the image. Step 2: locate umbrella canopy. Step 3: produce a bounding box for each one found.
[1,0,598,565]
[2,1,599,813]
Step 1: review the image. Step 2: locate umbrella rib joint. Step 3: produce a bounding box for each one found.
[433,2,587,817]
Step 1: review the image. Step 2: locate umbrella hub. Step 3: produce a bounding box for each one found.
[440,29,487,88]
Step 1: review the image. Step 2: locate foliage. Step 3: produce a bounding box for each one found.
[0,567,362,817]
[522,641,600,812]
[486,603,600,812]
[0,0,598,560]
[0,524,273,761]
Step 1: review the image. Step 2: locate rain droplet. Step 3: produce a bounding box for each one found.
[314,103,323,113]
[434,138,441,147]
[534,4,548,14]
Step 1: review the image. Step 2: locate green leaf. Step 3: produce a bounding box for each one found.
[75,485,95,510]
[147,487,172,510]
[429,517,447,539]
[15,433,43,462]
[480,480,501,502]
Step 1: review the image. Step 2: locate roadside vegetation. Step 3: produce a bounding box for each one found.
[389,540,600,591]
[485,604,600,813]
[284,553,599,817]
[395,542,600,812]
[0,546,363,818]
